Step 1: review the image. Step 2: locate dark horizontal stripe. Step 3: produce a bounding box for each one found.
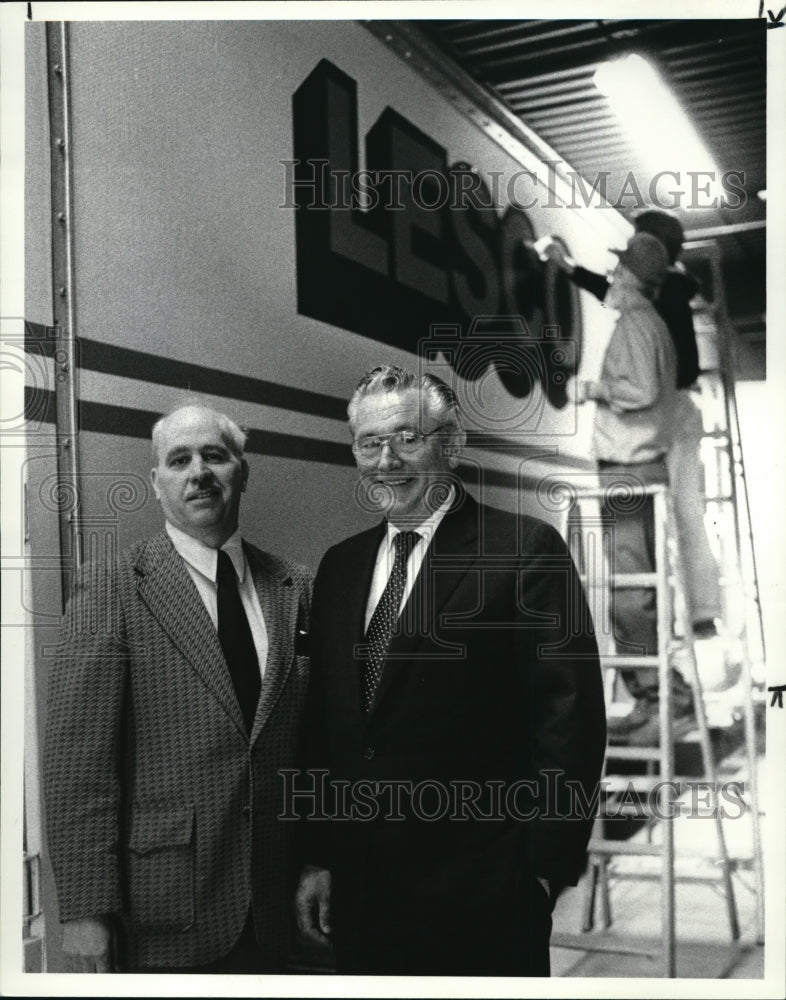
[466,431,595,470]
[456,462,544,491]
[24,390,548,490]
[24,322,348,422]
[25,320,594,476]
[25,389,355,467]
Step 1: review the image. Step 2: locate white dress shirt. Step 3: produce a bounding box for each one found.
[364,486,455,633]
[166,522,269,679]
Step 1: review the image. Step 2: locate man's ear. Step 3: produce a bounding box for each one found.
[150,468,160,500]
[446,427,467,468]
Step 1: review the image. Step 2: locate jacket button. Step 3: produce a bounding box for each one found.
[363,747,375,760]
[242,805,252,817]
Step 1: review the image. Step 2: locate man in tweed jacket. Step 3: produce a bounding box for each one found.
[43,404,312,973]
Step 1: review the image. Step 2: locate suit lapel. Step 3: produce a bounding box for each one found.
[245,543,298,744]
[135,532,246,735]
[368,491,481,718]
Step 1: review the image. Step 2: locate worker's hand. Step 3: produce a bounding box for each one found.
[60,915,115,972]
[533,236,574,272]
[565,378,589,405]
[295,865,332,946]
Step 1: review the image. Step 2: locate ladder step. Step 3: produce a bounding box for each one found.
[601,655,660,669]
[607,870,741,885]
[603,775,674,793]
[550,932,659,958]
[592,850,750,868]
[602,774,713,793]
[588,839,663,856]
[580,573,657,588]
[608,573,658,588]
[604,745,663,760]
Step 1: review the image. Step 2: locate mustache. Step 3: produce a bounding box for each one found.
[185,481,220,499]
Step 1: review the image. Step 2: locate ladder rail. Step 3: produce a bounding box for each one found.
[710,243,767,670]
[692,241,765,942]
[654,488,676,978]
[662,489,740,942]
[717,342,766,945]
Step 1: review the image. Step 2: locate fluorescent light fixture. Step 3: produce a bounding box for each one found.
[593,54,723,204]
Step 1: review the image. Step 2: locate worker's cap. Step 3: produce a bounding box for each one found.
[633,209,684,264]
[611,232,669,288]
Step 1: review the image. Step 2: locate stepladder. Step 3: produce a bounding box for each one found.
[681,240,766,945]
[553,478,752,977]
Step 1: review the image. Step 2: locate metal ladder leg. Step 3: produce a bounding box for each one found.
[717,381,765,943]
[654,488,676,977]
[662,490,740,942]
[687,237,765,943]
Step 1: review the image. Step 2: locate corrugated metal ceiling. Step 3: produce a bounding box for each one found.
[418,18,766,329]
[419,20,765,216]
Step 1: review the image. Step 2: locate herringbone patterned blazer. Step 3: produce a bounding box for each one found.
[44,530,312,970]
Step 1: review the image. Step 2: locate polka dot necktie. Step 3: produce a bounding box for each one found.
[216,549,261,733]
[361,530,420,713]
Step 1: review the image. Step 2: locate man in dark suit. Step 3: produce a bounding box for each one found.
[43,404,312,973]
[294,366,606,976]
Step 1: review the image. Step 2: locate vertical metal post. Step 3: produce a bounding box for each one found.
[45,21,83,602]
[23,472,46,970]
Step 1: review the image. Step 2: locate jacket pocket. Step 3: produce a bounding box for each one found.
[127,804,195,930]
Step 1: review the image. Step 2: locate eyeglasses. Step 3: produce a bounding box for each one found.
[352,425,452,461]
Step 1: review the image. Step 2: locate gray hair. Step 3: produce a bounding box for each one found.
[151,404,248,463]
[347,365,463,433]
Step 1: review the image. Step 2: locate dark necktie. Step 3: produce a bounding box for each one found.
[362,530,420,713]
[216,549,261,733]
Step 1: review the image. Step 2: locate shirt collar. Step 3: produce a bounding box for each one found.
[165,522,246,583]
[384,484,455,549]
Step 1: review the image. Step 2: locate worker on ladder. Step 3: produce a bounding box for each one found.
[539,209,724,640]
[564,231,695,744]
